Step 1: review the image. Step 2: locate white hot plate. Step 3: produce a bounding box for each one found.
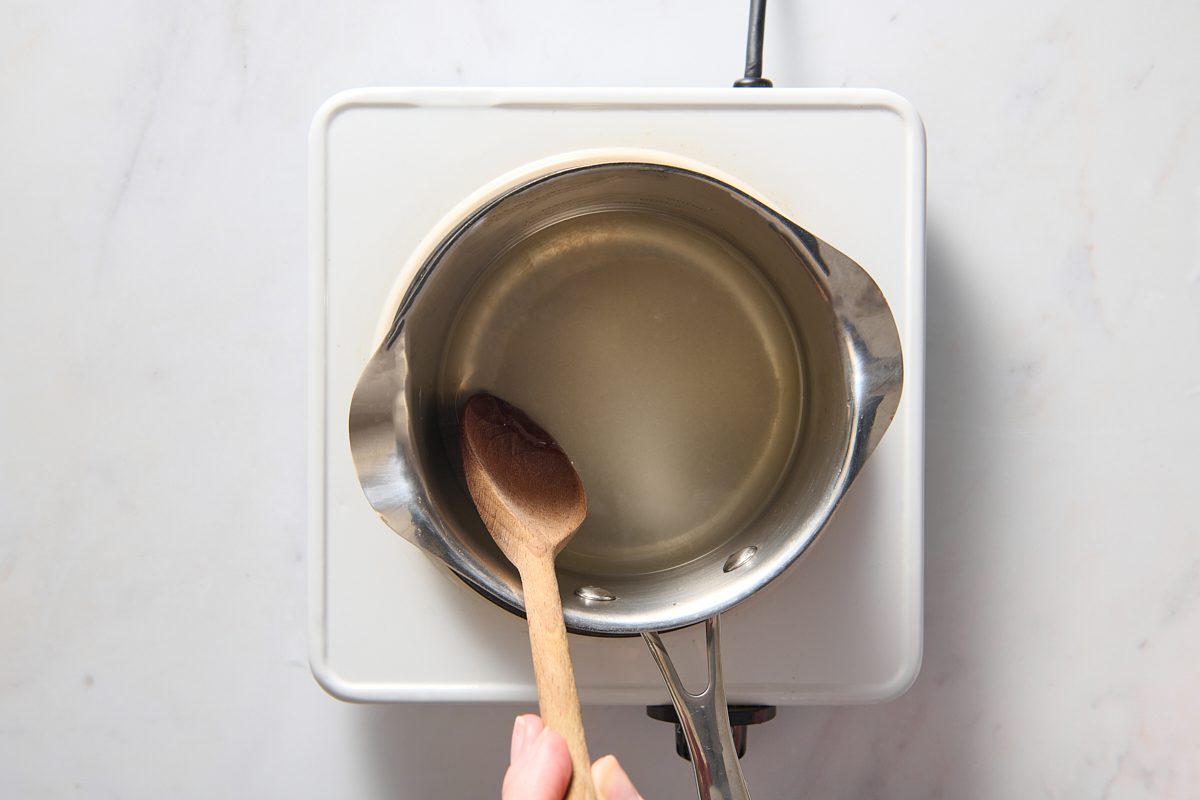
[309,87,925,704]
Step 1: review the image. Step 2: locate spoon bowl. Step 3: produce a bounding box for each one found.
[460,393,596,800]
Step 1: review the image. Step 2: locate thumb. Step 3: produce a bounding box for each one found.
[503,725,572,800]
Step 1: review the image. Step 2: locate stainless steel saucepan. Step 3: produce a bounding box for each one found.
[348,150,903,799]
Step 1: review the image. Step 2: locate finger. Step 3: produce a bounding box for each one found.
[592,754,643,800]
[502,727,572,800]
[510,714,545,762]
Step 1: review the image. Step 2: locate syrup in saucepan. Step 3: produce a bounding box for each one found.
[440,209,803,577]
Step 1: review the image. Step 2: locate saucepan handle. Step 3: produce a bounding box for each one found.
[643,616,751,800]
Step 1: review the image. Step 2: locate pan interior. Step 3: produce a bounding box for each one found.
[438,208,803,577]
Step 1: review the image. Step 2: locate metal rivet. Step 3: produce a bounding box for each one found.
[723,546,758,573]
[575,586,617,602]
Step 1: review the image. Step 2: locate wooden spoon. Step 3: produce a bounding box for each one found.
[460,393,597,800]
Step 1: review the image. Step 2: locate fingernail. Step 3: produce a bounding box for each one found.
[593,754,642,800]
[510,716,527,762]
[530,729,566,767]
[524,728,554,771]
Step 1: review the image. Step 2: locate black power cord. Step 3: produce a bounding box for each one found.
[733,0,773,87]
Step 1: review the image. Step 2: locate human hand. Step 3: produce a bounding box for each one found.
[502,714,644,800]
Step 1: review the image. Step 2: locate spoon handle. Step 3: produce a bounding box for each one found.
[520,554,597,800]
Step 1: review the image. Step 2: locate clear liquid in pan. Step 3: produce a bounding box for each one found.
[440,210,803,577]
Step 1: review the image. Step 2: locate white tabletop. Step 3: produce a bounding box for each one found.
[2,1,1197,797]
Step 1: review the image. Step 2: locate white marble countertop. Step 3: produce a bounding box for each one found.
[2,1,1197,797]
